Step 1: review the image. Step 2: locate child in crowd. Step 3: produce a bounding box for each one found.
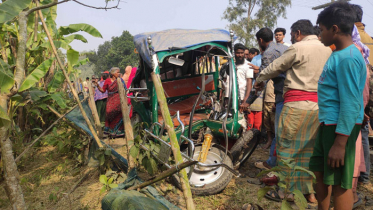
[310,2,367,210]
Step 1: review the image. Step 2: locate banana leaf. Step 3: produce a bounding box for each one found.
[0,0,32,24]
[19,58,54,92]
[0,58,14,94]
[58,23,102,38]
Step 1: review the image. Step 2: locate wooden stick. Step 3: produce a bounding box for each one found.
[116,78,135,170]
[15,103,80,162]
[127,161,197,191]
[36,2,102,148]
[88,81,103,138]
[47,105,87,136]
[150,72,195,210]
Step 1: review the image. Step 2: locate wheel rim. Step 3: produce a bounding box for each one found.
[186,147,226,187]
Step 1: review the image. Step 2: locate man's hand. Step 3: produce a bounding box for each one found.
[239,102,250,113]
[327,135,348,168]
[254,81,265,91]
[248,63,259,70]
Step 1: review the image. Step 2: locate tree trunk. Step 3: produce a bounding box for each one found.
[150,72,195,210]
[0,94,26,210]
[116,78,135,170]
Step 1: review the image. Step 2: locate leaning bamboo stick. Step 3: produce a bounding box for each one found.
[47,105,87,136]
[127,161,198,191]
[88,81,103,138]
[36,4,102,147]
[150,72,195,210]
[116,78,136,170]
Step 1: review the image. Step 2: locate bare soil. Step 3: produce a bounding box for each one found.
[1,139,372,210]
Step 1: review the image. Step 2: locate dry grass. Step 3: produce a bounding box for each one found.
[0,139,372,210]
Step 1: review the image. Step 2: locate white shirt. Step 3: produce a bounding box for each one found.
[283,42,291,47]
[237,60,254,100]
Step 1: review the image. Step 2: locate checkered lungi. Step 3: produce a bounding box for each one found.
[277,105,319,194]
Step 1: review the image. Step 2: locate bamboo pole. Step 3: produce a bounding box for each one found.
[36,3,102,147]
[87,81,103,138]
[47,105,87,136]
[15,103,81,162]
[116,78,135,170]
[127,161,198,191]
[150,72,195,210]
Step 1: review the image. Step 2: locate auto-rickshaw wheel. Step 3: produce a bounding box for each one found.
[230,128,260,167]
[171,145,233,196]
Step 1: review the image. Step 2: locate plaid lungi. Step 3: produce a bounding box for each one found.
[277,105,319,194]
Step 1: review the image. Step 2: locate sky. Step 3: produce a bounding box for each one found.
[56,0,373,52]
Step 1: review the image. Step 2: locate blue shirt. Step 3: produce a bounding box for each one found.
[251,54,262,67]
[318,44,366,136]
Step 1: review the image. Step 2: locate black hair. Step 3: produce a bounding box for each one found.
[234,43,246,52]
[249,48,260,55]
[274,28,286,35]
[290,19,314,36]
[313,25,321,36]
[316,2,356,35]
[102,72,109,80]
[351,4,363,23]
[256,28,273,42]
[86,77,89,80]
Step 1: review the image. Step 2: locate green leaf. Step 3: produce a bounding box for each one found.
[0,105,11,128]
[26,89,48,101]
[294,166,316,180]
[99,175,107,185]
[129,145,139,158]
[257,186,274,202]
[67,48,79,67]
[50,92,67,109]
[59,23,103,38]
[293,189,308,210]
[277,182,286,189]
[0,0,32,24]
[104,149,111,156]
[109,184,118,189]
[281,200,293,210]
[19,58,54,92]
[64,34,88,44]
[37,40,70,51]
[108,177,113,185]
[256,166,282,177]
[99,154,105,166]
[100,186,106,195]
[47,71,65,93]
[0,58,14,94]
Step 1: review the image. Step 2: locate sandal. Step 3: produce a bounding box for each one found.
[353,197,363,209]
[255,161,270,170]
[265,190,282,202]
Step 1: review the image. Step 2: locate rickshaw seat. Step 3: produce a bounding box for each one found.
[158,113,208,128]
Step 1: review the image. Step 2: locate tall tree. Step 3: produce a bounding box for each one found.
[87,30,138,74]
[223,0,291,47]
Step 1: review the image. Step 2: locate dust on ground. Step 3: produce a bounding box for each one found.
[1,139,372,210]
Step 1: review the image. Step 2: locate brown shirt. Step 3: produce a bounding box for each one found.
[257,35,332,110]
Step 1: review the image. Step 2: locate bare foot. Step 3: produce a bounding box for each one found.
[305,193,317,203]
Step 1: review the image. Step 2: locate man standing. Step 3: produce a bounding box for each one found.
[82,77,89,93]
[244,48,260,62]
[274,28,291,47]
[247,28,288,171]
[254,20,332,202]
[352,4,373,186]
[235,44,254,115]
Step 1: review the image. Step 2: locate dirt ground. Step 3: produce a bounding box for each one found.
[1,138,372,210]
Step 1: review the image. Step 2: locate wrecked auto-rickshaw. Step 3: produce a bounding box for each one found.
[128,29,260,195]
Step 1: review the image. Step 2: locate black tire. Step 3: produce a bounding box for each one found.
[171,146,233,196]
[230,128,260,164]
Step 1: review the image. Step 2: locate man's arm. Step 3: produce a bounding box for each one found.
[243,78,253,103]
[328,59,365,168]
[256,47,296,83]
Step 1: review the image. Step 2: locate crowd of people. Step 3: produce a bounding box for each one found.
[72,66,137,137]
[233,2,372,209]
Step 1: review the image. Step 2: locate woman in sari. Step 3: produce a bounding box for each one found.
[94,67,127,137]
